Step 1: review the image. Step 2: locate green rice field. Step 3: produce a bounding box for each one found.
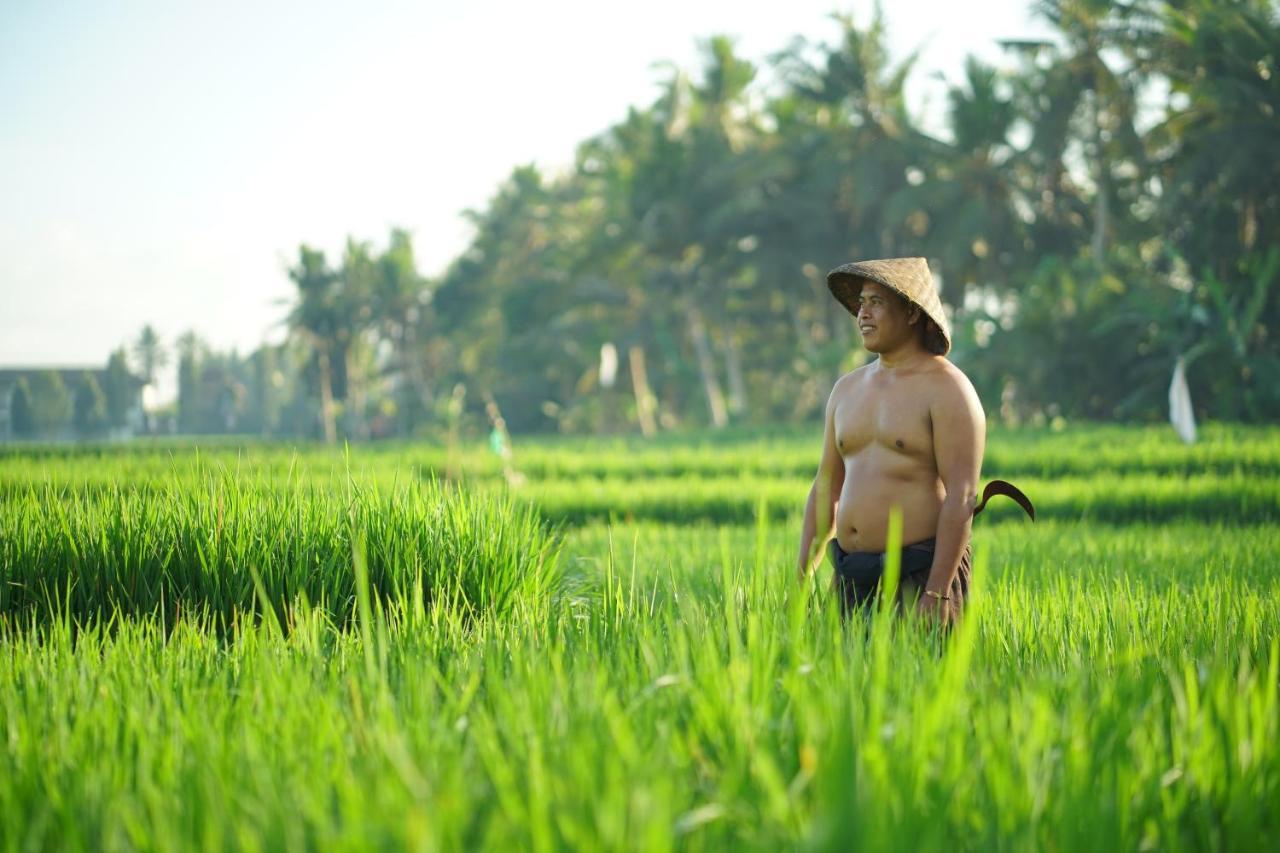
[1,424,1278,850]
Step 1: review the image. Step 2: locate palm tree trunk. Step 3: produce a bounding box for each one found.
[1091,89,1109,261]
[790,301,818,364]
[724,333,747,417]
[1242,197,1258,250]
[628,345,658,438]
[317,347,337,444]
[401,322,436,428]
[345,346,366,440]
[684,302,728,428]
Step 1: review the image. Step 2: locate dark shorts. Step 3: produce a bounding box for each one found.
[827,537,972,618]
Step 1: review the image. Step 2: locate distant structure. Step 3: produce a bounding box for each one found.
[0,366,146,442]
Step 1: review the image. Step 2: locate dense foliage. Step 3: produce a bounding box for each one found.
[274,0,1280,437]
[15,1,1278,441]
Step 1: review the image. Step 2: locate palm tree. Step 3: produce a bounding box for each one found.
[1147,0,1280,281]
[336,238,379,439]
[132,324,168,386]
[618,39,763,428]
[432,164,601,432]
[573,108,674,434]
[286,246,341,443]
[680,38,761,425]
[373,229,433,434]
[761,10,930,395]
[129,324,168,433]
[1005,0,1149,262]
[919,56,1026,311]
[175,331,205,433]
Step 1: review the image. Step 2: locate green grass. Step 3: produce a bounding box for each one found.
[2,422,1278,486]
[1,425,1278,850]
[0,475,561,631]
[524,471,1279,525]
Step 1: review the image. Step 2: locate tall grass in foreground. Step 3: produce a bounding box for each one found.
[0,473,562,630]
[1,520,1276,850]
[1,427,1278,848]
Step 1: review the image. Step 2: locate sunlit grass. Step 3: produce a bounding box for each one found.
[0,474,561,631]
[0,427,1277,849]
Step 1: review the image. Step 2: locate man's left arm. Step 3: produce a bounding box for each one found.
[920,373,986,620]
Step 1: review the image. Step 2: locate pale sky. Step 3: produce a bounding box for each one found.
[0,0,1053,396]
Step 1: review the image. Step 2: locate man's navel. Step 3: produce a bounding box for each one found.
[895,439,905,449]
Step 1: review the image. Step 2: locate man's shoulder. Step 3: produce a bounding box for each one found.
[833,363,874,388]
[826,364,864,397]
[824,364,871,412]
[927,357,983,412]
[929,356,974,387]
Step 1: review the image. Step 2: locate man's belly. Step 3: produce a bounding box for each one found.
[835,462,944,552]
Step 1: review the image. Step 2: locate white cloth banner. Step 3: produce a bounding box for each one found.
[1169,356,1197,445]
[599,342,618,389]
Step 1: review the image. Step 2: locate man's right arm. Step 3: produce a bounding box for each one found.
[796,384,846,580]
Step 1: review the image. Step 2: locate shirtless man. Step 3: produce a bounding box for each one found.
[795,257,984,624]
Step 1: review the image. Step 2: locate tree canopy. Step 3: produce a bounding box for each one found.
[64,1,1279,443]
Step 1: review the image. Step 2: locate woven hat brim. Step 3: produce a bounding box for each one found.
[827,265,951,356]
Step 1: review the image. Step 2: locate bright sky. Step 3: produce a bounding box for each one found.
[0,0,1053,396]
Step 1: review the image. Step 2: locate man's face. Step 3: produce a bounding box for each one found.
[854,280,919,353]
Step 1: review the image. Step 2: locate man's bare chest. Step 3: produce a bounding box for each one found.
[834,381,934,460]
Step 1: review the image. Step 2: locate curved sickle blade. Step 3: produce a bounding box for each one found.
[973,479,1036,521]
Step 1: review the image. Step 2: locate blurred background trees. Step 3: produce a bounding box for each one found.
[8,0,1275,442]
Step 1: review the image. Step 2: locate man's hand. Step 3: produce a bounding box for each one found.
[798,539,826,582]
[915,590,952,625]
[797,382,845,583]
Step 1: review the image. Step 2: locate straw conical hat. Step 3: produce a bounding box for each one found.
[826,257,951,355]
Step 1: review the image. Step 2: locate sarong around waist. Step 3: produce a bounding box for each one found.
[827,536,971,618]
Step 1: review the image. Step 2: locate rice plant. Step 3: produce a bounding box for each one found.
[0,469,562,631]
[0,426,1276,849]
